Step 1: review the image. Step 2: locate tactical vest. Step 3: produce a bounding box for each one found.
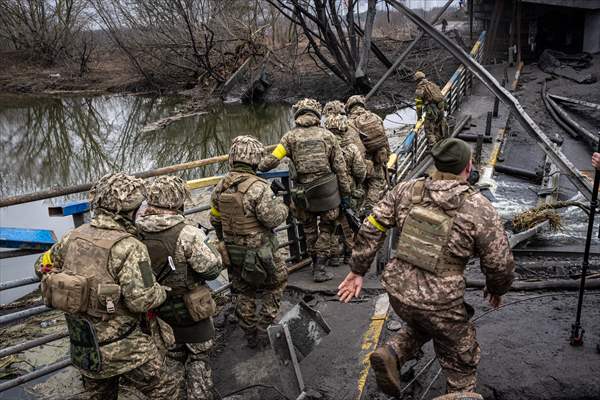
[140,222,215,343]
[219,174,268,238]
[292,129,332,177]
[62,224,133,318]
[139,222,197,294]
[396,180,470,277]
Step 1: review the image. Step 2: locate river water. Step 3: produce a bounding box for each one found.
[0,94,293,304]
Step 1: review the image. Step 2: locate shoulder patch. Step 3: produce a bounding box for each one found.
[138,260,155,288]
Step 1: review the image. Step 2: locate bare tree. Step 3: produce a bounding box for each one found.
[90,0,269,88]
[0,0,90,65]
[265,0,379,91]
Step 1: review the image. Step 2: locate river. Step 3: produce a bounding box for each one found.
[0,94,293,304]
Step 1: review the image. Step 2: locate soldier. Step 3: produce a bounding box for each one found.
[345,95,390,216]
[338,138,515,395]
[323,109,367,264]
[210,136,288,348]
[35,173,179,400]
[415,70,448,146]
[137,176,222,400]
[323,100,369,210]
[259,98,352,282]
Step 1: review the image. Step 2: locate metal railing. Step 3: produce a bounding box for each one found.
[390,31,486,183]
[0,166,311,392]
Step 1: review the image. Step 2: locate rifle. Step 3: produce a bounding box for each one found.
[343,207,363,233]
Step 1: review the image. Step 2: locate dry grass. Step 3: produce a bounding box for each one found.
[512,205,562,233]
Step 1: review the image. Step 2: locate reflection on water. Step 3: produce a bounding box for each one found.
[0,95,293,197]
[0,95,292,304]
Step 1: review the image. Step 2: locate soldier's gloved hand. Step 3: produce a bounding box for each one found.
[340,196,351,210]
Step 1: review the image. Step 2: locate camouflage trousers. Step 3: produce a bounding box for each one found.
[81,351,180,400]
[168,341,214,400]
[424,114,448,146]
[232,264,287,335]
[296,206,340,258]
[363,167,387,214]
[386,296,481,393]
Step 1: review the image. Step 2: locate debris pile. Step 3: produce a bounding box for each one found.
[538,49,597,84]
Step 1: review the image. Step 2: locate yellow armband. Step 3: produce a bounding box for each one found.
[210,206,221,219]
[40,250,54,273]
[272,144,287,160]
[367,215,387,232]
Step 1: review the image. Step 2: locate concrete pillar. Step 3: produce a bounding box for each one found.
[583,10,600,54]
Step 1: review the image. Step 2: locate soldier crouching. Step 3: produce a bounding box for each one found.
[338,139,515,395]
[137,176,223,400]
[210,136,289,348]
[35,173,179,399]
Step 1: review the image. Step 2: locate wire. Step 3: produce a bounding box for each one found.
[221,383,292,400]
[390,291,600,399]
[419,367,442,400]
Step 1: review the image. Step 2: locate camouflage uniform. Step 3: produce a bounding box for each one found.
[346,96,389,215]
[211,136,289,347]
[415,71,448,146]
[350,171,514,393]
[260,99,352,281]
[324,112,367,261]
[137,176,222,400]
[35,173,179,400]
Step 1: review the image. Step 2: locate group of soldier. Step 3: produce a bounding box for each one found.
[35,71,514,400]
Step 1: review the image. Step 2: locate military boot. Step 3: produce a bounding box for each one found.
[369,345,402,397]
[313,256,333,282]
[328,256,343,267]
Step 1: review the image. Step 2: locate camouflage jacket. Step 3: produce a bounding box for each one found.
[334,132,367,190]
[210,167,288,249]
[35,213,166,379]
[136,209,222,282]
[350,172,514,311]
[416,79,444,119]
[258,114,352,197]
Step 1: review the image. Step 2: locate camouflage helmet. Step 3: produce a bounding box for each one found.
[324,114,348,133]
[292,98,322,119]
[323,100,346,116]
[146,175,190,210]
[89,172,146,212]
[229,135,264,167]
[414,70,426,81]
[345,95,366,112]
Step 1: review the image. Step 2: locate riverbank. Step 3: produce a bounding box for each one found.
[0,33,464,113]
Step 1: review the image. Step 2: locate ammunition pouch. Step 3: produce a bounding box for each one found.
[183,285,216,322]
[41,272,89,314]
[226,236,278,286]
[97,284,121,314]
[293,174,341,213]
[65,315,101,372]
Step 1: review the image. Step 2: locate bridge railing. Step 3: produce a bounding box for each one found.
[390,31,486,183]
[0,167,310,393]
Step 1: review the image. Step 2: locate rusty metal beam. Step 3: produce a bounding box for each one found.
[365,0,455,101]
[384,0,594,201]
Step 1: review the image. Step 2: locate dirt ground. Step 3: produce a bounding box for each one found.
[0,32,464,114]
